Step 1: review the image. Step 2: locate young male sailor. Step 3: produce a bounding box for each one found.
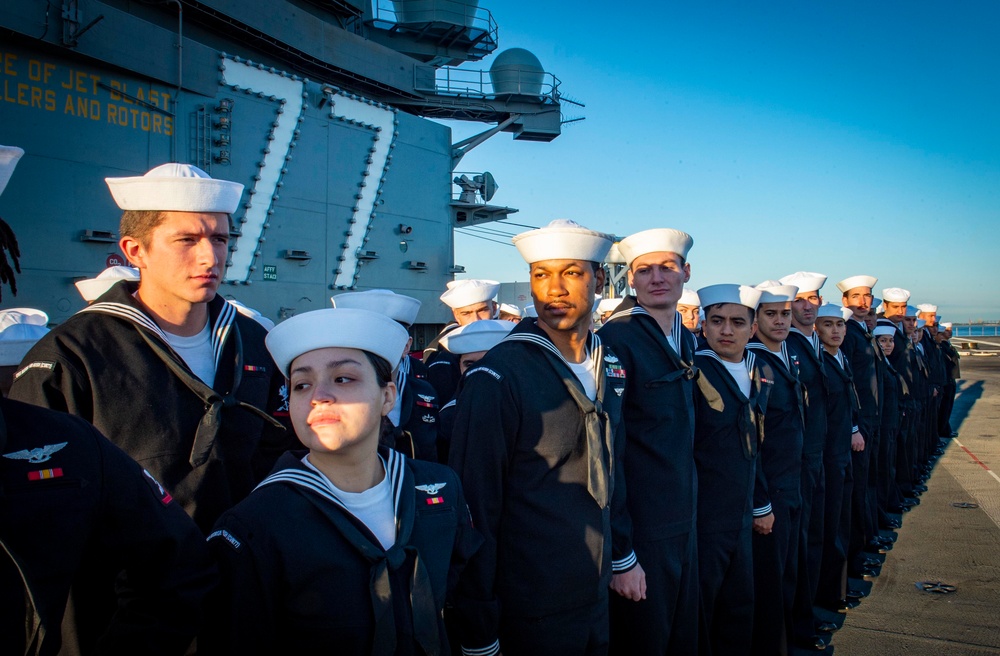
[779,271,834,645]
[836,275,883,580]
[10,163,292,532]
[422,279,500,402]
[204,308,481,654]
[747,281,805,655]
[449,219,626,656]
[692,283,767,655]
[332,289,440,461]
[597,228,699,655]
[0,145,217,656]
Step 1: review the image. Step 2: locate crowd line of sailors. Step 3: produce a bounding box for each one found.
[0,147,961,655]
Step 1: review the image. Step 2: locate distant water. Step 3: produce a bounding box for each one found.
[954,325,1000,337]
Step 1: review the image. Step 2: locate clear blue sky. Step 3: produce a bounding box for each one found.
[447,0,1000,322]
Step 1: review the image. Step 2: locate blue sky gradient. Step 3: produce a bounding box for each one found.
[447,1,1000,321]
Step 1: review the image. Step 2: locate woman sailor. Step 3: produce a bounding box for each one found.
[203,307,481,655]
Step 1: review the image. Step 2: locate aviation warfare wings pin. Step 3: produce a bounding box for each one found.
[415,482,447,495]
[3,442,68,464]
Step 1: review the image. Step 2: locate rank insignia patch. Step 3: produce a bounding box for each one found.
[142,469,173,505]
[244,364,267,373]
[27,468,64,481]
[426,497,444,505]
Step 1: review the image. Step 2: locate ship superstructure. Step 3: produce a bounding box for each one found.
[0,0,574,345]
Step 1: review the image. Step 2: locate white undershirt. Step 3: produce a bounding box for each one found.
[722,359,752,398]
[568,358,598,401]
[164,322,215,385]
[304,455,396,550]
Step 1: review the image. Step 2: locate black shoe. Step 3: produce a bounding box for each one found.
[847,587,869,599]
[881,518,902,529]
[950,430,959,437]
[914,484,928,493]
[862,557,882,568]
[844,596,862,609]
[816,621,839,634]
[901,497,920,508]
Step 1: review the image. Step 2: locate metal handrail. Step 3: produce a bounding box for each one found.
[414,65,561,100]
[371,0,498,40]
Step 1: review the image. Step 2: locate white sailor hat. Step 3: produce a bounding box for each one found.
[74,265,140,302]
[678,288,701,306]
[916,303,938,314]
[940,322,953,330]
[106,163,244,213]
[440,279,500,309]
[227,299,275,331]
[873,319,896,337]
[597,298,621,314]
[522,304,538,318]
[816,303,852,321]
[439,319,513,355]
[0,308,50,366]
[266,308,409,377]
[836,275,878,293]
[512,219,613,264]
[606,242,626,265]
[754,280,799,304]
[499,303,520,316]
[904,305,918,318]
[881,287,911,303]
[616,228,694,267]
[332,289,421,326]
[697,284,762,310]
[779,271,827,294]
[0,145,24,197]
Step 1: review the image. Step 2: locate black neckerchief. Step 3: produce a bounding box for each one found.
[501,319,614,508]
[80,281,283,467]
[694,349,766,459]
[605,296,697,381]
[257,448,440,656]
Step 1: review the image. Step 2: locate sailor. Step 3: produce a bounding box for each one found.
[835,275,883,580]
[74,265,141,304]
[597,228,699,655]
[332,289,440,461]
[677,287,702,334]
[779,271,834,646]
[691,283,767,655]
[449,219,625,656]
[873,318,904,527]
[422,279,501,402]
[10,163,294,533]
[915,303,947,451]
[0,144,217,656]
[747,281,805,654]
[498,302,522,322]
[881,288,921,507]
[0,308,49,395]
[435,319,514,462]
[904,306,933,482]
[597,297,621,325]
[204,307,481,654]
[814,304,862,615]
[936,322,960,438]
